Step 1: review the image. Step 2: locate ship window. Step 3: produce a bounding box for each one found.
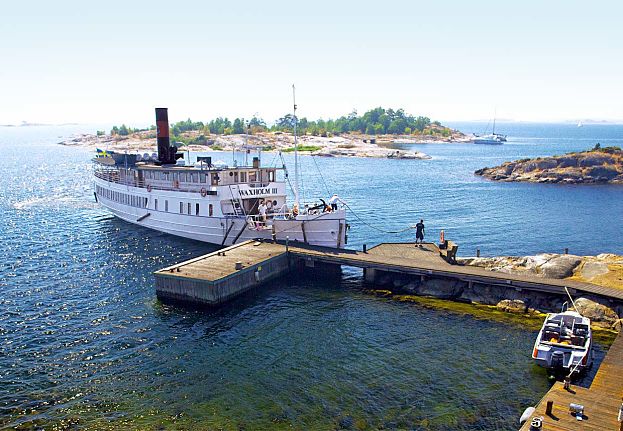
[200,174,206,183]
[189,173,196,182]
[144,198,148,208]
[240,172,247,183]
[209,204,213,216]
[180,202,183,214]
[249,172,257,182]
[211,173,219,186]
[180,173,186,182]
[268,171,275,182]
[173,173,179,181]
[188,202,191,215]
[165,200,168,212]
[195,203,200,215]
[154,199,158,210]
[234,172,239,182]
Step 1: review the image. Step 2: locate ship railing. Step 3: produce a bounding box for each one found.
[94,170,217,194]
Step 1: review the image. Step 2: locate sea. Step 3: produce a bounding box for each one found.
[1,122,622,430]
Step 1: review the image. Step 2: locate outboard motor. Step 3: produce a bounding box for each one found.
[155,108,182,165]
[551,351,564,369]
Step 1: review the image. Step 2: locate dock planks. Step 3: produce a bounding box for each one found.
[155,241,287,282]
[288,242,623,301]
[519,331,623,431]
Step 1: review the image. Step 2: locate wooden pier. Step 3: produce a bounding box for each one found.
[154,240,623,304]
[154,241,289,305]
[519,331,623,431]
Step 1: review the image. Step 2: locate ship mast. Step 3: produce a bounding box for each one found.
[292,84,300,207]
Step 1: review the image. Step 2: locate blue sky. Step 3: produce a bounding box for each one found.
[2,0,622,125]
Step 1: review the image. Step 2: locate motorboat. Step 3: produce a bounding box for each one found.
[531,309,593,375]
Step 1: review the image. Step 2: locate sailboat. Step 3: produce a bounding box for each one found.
[473,112,507,145]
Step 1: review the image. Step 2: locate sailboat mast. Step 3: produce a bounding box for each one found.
[292,84,300,206]
[492,107,497,135]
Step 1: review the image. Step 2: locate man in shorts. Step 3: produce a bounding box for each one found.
[415,219,425,245]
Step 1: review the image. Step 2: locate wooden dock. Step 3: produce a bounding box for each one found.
[154,240,623,305]
[154,241,289,305]
[288,242,623,301]
[519,331,623,431]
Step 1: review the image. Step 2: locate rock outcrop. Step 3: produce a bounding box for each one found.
[475,147,623,184]
[458,252,623,329]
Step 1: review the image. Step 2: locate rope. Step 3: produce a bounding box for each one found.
[341,201,415,234]
[563,286,588,379]
[310,154,331,196]
[278,151,295,195]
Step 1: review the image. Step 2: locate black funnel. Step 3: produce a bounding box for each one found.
[155,108,177,164]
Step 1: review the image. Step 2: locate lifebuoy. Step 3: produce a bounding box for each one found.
[200,187,207,197]
[147,185,152,192]
[173,180,180,188]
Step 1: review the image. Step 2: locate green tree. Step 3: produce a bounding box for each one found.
[233,118,244,134]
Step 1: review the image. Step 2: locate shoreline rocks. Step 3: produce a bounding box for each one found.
[372,252,622,330]
[474,147,623,184]
[457,252,623,329]
[56,130,472,160]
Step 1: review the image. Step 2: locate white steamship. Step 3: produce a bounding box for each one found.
[93,107,348,248]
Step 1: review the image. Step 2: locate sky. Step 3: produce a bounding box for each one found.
[1,0,622,125]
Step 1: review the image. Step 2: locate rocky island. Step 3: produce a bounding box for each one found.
[58,107,469,159]
[475,145,623,184]
[58,130,450,159]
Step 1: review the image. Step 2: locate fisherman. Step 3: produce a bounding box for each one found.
[258,200,267,224]
[328,194,340,211]
[415,219,425,245]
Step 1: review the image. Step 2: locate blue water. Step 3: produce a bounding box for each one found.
[293,122,623,256]
[0,123,620,430]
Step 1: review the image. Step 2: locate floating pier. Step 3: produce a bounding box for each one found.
[154,241,289,305]
[519,331,623,431]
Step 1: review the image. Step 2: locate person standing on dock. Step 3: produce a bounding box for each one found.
[415,219,425,245]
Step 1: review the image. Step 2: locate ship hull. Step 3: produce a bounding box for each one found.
[94,177,347,248]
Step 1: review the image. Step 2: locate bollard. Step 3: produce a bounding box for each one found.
[546,400,553,416]
[363,244,367,253]
[564,248,569,255]
[564,377,571,391]
[235,261,243,270]
[285,236,289,252]
[476,248,481,258]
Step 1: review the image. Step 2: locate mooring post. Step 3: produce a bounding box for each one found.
[363,244,367,253]
[545,400,553,416]
[564,247,569,255]
[286,236,289,253]
[476,248,480,258]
